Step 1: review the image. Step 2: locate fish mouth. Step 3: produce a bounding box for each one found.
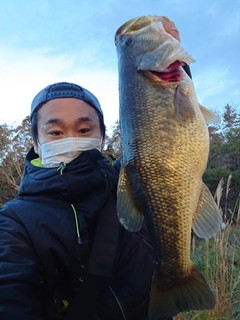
[150,60,184,82]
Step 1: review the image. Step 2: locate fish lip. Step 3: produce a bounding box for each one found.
[150,60,185,82]
[115,15,157,40]
[115,16,141,39]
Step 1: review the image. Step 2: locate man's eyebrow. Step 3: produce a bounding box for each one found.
[44,118,63,126]
[44,117,95,126]
[75,117,95,124]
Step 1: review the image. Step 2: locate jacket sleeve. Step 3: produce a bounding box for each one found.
[0,204,44,320]
[93,221,155,320]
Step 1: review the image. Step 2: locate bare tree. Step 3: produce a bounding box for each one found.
[0,116,32,205]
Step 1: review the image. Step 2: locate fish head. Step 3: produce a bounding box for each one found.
[115,15,195,82]
[115,15,171,62]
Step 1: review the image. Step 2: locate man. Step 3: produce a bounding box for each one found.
[0,17,187,320]
[0,80,156,320]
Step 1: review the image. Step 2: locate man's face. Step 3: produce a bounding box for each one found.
[33,98,104,155]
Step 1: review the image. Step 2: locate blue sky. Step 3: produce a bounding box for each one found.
[0,0,239,132]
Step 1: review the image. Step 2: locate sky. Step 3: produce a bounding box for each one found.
[0,0,239,133]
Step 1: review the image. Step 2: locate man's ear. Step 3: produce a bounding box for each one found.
[101,136,105,151]
[33,141,39,155]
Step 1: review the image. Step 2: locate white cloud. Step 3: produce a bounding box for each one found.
[0,0,239,133]
[0,45,119,130]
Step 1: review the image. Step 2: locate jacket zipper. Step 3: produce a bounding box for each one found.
[57,162,82,245]
[109,286,127,320]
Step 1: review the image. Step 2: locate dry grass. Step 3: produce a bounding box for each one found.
[174,177,240,320]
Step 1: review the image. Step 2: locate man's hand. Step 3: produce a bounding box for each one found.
[155,16,181,41]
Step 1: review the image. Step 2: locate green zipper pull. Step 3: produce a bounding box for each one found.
[57,162,66,174]
[71,204,82,245]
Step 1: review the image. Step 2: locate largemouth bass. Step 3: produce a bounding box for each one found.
[115,15,222,320]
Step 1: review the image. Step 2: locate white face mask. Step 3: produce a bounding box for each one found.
[38,137,102,168]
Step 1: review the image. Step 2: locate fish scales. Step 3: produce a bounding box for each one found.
[115,15,222,320]
[121,69,207,275]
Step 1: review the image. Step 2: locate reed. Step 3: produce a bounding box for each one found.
[175,176,240,319]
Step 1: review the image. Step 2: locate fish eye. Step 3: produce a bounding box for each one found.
[124,38,133,46]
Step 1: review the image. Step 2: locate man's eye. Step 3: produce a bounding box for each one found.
[79,128,91,134]
[49,131,62,136]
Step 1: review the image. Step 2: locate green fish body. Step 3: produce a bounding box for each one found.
[115,15,222,320]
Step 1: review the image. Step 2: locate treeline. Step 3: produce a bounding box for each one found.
[0,117,32,205]
[204,104,240,221]
[0,104,239,221]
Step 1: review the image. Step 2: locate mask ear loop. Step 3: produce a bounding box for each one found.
[100,136,105,151]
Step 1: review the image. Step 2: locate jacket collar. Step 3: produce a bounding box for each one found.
[19,147,117,204]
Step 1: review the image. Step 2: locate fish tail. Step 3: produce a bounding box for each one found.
[148,264,215,320]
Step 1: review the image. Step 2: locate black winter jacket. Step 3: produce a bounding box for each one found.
[0,148,154,320]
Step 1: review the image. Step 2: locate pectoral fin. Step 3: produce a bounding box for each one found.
[192,183,222,238]
[175,86,196,124]
[199,104,221,124]
[117,166,144,232]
